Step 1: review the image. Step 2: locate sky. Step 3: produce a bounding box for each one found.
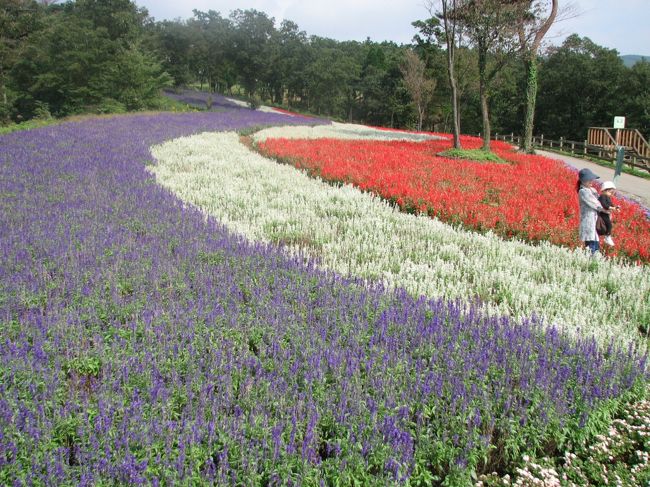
[135,0,650,56]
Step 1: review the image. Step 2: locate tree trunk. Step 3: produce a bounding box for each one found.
[480,91,491,150]
[522,53,538,153]
[519,0,557,153]
[1,81,6,113]
[478,39,491,151]
[348,101,353,123]
[447,49,461,148]
[441,0,461,149]
[1,64,9,123]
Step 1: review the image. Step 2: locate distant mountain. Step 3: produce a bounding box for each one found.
[621,55,649,67]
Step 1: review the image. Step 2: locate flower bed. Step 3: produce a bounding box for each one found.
[0,113,647,485]
[255,130,650,263]
[151,132,650,348]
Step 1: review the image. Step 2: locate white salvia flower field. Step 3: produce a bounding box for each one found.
[149,131,650,348]
[252,122,444,142]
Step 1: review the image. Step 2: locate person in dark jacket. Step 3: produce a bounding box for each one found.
[597,181,620,246]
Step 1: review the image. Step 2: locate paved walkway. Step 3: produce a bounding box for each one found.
[537,150,650,210]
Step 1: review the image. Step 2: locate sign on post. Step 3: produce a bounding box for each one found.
[614,146,624,184]
[613,116,626,146]
[613,117,626,183]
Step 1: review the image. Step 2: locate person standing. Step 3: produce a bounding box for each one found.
[597,180,620,246]
[576,168,608,254]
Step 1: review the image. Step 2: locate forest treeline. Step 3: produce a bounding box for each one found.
[2,0,649,141]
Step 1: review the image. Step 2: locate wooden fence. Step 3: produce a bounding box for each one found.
[587,127,650,159]
[491,133,650,173]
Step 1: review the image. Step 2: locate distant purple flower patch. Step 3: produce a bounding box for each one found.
[0,110,646,485]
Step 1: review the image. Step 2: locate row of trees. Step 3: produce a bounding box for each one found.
[148,8,413,128]
[1,0,171,120]
[2,0,648,146]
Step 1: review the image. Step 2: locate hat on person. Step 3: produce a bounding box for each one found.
[601,181,616,191]
[578,168,600,183]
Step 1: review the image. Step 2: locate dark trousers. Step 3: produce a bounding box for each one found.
[600,213,613,236]
[585,240,600,254]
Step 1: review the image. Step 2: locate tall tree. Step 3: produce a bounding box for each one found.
[357,42,386,123]
[187,10,234,93]
[229,9,275,100]
[455,0,525,150]
[380,46,413,128]
[426,0,463,148]
[275,20,310,107]
[400,49,436,130]
[305,38,360,118]
[146,19,194,87]
[517,0,557,153]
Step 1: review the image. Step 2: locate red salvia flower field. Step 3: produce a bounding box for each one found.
[257,134,650,263]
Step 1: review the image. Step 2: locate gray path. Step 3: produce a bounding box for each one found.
[537,150,650,211]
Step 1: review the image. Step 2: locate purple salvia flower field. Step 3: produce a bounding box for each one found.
[0,109,647,484]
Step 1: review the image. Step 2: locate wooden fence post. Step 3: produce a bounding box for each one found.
[584,140,588,155]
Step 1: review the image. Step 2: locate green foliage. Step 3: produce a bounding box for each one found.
[64,355,102,379]
[624,59,650,140]
[32,100,52,119]
[0,117,59,135]
[94,99,127,114]
[229,9,275,98]
[147,93,198,112]
[440,148,507,163]
[478,383,650,486]
[0,0,46,123]
[145,20,195,87]
[74,0,148,44]
[6,0,170,121]
[247,96,261,110]
[3,3,648,153]
[53,415,82,447]
[535,35,629,140]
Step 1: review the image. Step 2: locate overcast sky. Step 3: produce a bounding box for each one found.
[135,0,650,56]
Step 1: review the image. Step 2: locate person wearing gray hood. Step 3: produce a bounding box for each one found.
[576,168,609,254]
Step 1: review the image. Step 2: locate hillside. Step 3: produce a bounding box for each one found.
[622,54,650,67]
